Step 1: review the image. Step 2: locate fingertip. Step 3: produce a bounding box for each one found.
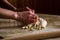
[26,7,30,10]
[26,6,33,11]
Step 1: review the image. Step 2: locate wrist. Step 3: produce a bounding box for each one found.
[13,12,22,21]
[13,12,18,20]
[13,12,24,22]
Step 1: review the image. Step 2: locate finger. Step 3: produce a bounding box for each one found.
[26,6,35,14]
[26,7,32,11]
[26,7,34,12]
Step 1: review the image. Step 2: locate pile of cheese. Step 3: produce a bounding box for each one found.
[22,18,47,31]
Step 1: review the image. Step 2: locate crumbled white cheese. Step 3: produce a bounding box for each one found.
[22,18,47,31]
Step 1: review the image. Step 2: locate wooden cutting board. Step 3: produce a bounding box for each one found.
[0,14,60,40]
[1,27,59,40]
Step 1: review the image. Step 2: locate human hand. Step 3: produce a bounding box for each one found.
[15,7,38,24]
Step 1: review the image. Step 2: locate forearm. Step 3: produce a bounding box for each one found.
[0,8,17,19]
[3,0,17,10]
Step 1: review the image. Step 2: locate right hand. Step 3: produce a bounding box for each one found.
[14,7,38,24]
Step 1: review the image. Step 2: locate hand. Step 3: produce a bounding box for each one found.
[15,7,38,24]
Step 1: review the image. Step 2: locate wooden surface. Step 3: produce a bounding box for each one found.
[0,14,60,40]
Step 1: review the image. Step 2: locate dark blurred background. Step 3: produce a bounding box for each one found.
[8,0,60,15]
